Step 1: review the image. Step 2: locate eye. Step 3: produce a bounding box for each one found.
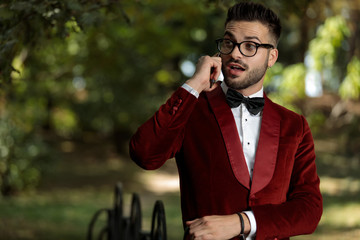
[223,39,233,47]
[243,42,257,51]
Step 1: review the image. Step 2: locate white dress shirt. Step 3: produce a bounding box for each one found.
[182,82,261,239]
[220,83,263,179]
[221,82,262,240]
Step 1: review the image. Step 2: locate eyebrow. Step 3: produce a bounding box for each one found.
[224,31,262,43]
[224,31,235,38]
[244,36,261,42]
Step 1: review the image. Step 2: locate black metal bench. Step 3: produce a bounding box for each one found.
[87,182,167,240]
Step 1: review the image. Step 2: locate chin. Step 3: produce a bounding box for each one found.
[224,76,243,89]
[229,79,256,91]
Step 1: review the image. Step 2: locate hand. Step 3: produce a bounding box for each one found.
[185,54,222,94]
[186,214,249,240]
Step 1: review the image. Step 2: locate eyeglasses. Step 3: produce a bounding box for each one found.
[216,38,274,57]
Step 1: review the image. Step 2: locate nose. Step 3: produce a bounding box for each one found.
[230,44,243,59]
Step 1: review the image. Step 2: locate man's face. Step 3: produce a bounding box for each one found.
[221,20,278,93]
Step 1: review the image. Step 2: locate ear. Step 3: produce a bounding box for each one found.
[268,48,278,68]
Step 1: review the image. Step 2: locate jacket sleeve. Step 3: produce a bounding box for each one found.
[252,115,323,239]
[129,87,198,170]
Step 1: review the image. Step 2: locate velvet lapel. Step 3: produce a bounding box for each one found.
[206,87,251,189]
[250,95,280,196]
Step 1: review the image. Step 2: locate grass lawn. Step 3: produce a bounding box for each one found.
[0,136,359,239]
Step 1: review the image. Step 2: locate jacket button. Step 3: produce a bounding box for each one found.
[170,106,178,115]
[175,99,182,107]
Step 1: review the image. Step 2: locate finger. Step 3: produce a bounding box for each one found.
[191,227,213,240]
[212,56,222,78]
[209,81,222,90]
[186,219,203,231]
[194,233,213,240]
[186,219,198,225]
[210,66,221,84]
[211,52,221,66]
[212,52,221,57]
[210,78,216,88]
[189,219,204,229]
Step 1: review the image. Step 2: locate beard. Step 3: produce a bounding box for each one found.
[223,58,268,90]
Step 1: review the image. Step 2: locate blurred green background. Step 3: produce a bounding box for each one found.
[0,0,359,239]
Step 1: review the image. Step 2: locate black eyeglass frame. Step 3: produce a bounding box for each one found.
[216,38,274,57]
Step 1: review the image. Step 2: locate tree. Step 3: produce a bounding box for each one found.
[0,0,130,195]
[1,0,359,195]
[0,0,225,195]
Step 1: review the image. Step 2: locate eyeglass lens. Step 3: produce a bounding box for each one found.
[218,40,258,57]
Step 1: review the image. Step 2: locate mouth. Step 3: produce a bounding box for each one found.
[227,63,246,75]
[230,65,245,71]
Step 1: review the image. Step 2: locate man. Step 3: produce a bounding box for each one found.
[129,2,322,239]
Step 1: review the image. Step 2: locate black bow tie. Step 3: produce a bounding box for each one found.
[226,88,265,115]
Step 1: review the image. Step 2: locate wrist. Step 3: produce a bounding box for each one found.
[242,212,251,234]
[185,77,207,93]
[236,212,251,236]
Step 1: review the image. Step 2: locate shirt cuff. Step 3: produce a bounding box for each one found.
[244,211,257,239]
[181,83,199,98]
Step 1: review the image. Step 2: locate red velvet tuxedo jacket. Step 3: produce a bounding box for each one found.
[129,85,322,240]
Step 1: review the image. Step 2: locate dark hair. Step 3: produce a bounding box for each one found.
[225,2,281,44]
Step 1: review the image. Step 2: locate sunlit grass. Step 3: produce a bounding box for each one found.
[0,188,183,240]
[0,189,112,239]
[323,203,360,227]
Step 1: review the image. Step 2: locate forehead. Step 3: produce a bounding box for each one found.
[224,20,270,42]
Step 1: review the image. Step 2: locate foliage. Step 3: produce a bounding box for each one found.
[0,114,49,195]
[0,0,127,195]
[10,0,226,137]
[0,63,52,195]
[0,0,226,195]
[307,15,351,91]
[265,63,306,113]
[0,0,359,195]
[309,16,350,71]
[339,57,360,100]
[265,14,359,111]
[0,0,124,84]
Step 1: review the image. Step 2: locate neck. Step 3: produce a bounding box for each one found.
[221,81,264,98]
[238,84,263,97]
